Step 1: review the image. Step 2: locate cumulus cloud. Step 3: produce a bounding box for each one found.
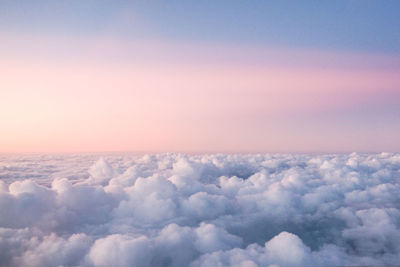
[0,153,400,266]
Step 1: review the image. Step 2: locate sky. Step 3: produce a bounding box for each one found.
[0,0,399,153]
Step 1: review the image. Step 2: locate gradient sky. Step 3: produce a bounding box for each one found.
[1,0,399,153]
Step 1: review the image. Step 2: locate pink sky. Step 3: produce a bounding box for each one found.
[1,35,399,153]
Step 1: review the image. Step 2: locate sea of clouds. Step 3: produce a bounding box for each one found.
[0,152,400,267]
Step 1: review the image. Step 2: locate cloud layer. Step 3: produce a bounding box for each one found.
[1,153,400,266]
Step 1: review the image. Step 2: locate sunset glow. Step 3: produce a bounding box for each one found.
[1,1,399,153]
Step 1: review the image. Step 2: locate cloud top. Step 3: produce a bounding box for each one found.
[0,152,400,266]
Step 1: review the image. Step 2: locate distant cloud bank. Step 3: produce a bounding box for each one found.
[1,153,400,266]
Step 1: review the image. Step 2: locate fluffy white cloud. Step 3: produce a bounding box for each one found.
[88,234,151,267]
[0,153,399,266]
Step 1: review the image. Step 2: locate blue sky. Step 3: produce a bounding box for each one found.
[1,0,399,53]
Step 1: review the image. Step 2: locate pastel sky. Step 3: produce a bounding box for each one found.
[1,1,399,153]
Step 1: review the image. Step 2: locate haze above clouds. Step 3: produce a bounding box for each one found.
[1,153,400,266]
[1,1,399,153]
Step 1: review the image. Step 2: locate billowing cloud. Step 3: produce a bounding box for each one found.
[1,153,400,266]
